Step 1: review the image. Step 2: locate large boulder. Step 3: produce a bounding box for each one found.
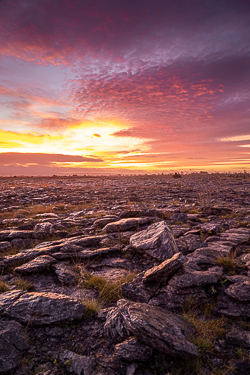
[130,221,178,261]
[105,299,198,358]
[3,292,85,325]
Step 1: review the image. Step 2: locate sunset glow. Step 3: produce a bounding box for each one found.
[0,0,250,175]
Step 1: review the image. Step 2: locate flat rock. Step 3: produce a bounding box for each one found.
[14,255,56,274]
[0,230,11,241]
[115,337,152,362]
[8,230,34,239]
[0,290,24,313]
[169,266,223,289]
[226,330,250,348]
[0,319,29,374]
[109,299,198,358]
[77,247,118,259]
[171,212,188,222]
[3,292,85,325]
[149,285,208,311]
[175,234,206,255]
[216,294,250,317]
[59,350,93,375]
[186,247,228,270]
[143,252,186,283]
[130,221,178,261]
[94,217,119,229]
[103,217,151,233]
[35,213,59,218]
[225,280,250,302]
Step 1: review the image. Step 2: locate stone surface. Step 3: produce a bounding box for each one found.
[4,292,85,325]
[216,294,250,317]
[0,174,250,374]
[0,241,11,253]
[0,319,28,374]
[142,252,186,283]
[130,221,178,261]
[103,217,151,233]
[59,350,94,375]
[52,262,78,285]
[114,300,198,358]
[176,234,206,255]
[14,254,56,274]
[225,279,250,302]
[122,272,158,303]
[226,330,250,348]
[0,290,24,313]
[33,222,55,239]
[168,266,223,289]
[115,337,152,361]
[104,306,130,343]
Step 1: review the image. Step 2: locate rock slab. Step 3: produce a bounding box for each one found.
[3,292,85,325]
[105,299,198,358]
[130,221,178,261]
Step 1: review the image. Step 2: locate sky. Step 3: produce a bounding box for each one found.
[0,0,250,175]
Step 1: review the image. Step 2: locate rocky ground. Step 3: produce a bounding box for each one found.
[0,173,249,375]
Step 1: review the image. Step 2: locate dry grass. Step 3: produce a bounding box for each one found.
[83,298,102,319]
[182,312,226,353]
[84,272,136,303]
[215,250,238,270]
[12,277,34,291]
[0,281,9,293]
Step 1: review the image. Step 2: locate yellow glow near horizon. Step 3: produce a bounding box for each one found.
[0,121,146,164]
[1,126,249,172]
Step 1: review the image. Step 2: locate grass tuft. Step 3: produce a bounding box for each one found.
[83,298,102,319]
[12,277,34,291]
[182,312,226,354]
[0,281,9,293]
[84,272,136,303]
[215,250,238,270]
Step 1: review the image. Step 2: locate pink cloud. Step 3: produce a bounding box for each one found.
[0,153,103,166]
